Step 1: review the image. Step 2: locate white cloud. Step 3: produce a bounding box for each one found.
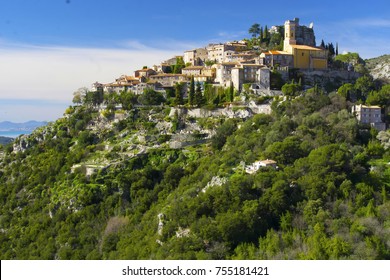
[0,43,181,101]
[346,18,390,28]
[0,41,182,121]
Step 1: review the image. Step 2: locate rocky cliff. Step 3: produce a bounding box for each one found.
[365,54,390,83]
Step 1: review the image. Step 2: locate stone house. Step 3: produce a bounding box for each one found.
[154,63,171,73]
[134,68,157,78]
[224,51,258,63]
[260,50,293,68]
[207,43,236,63]
[231,64,270,91]
[149,73,190,87]
[226,41,248,52]
[183,48,208,66]
[131,82,161,95]
[352,104,386,131]
[245,159,277,174]
[103,75,140,93]
[181,66,204,76]
[214,62,238,87]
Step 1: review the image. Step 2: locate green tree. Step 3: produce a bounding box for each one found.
[337,83,355,100]
[366,85,390,107]
[174,83,184,105]
[224,82,234,103]
[195,82,203,107]
[263,25,269,42]
[355,75,375,101]
[334,52,364,65]
[188,76,195,106]
[248,23,261,38]
[173,57,185,74]
[282,81,301,97]
[270,70,284,90]
[137,88,165,105]
[211,119,236,150]
[120,90,137,110]
[72,87,88,105]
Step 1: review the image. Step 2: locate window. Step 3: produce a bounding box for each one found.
[302,52,304,56]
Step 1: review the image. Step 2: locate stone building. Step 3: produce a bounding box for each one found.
[283,18,315,50]
[261,17,327,70]
[260,50,293,68]
[352,104,386,131]
[231,64,270,91]
[183,48,208,66]
[283,18,327,69]
[148,73,190,87]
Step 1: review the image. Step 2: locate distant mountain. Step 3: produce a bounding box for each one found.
[0,136,14,145]
[0,121,48,131]
[365,54,390,83]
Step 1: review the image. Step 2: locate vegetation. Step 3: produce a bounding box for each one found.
[1,74,390,260]
[0,20,389,260]
[246,23,283,51]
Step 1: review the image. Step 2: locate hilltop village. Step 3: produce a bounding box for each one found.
[1,17,390,261]
[88,17,386,132]
[96,18,328,95]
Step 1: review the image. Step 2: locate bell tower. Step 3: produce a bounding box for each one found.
[284,18,298,53]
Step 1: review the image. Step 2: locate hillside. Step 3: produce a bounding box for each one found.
[0,84,389,260]
[365,55,390,83]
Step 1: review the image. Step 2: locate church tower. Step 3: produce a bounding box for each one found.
[283,18,299,53]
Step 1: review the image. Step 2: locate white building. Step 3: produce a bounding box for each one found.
[352,104,386,131]
[245,159,277,174]
[206,44,235,63]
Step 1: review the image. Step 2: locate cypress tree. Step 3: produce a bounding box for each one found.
[174,83,183,105]
[189,76,195,105]
[195,82,203,107]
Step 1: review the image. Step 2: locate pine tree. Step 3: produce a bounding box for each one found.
[248,23,261,38]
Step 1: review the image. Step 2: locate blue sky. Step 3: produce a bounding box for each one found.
[0,0,389,122]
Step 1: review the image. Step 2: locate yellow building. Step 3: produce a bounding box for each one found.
[290,45,328,69]
[283,18,328,69]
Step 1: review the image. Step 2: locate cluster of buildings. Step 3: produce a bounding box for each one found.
[94,18,329,97]
[90,17,388,131]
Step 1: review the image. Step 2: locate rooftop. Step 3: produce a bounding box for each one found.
[290,44,324,51]
[262,50,292,55]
